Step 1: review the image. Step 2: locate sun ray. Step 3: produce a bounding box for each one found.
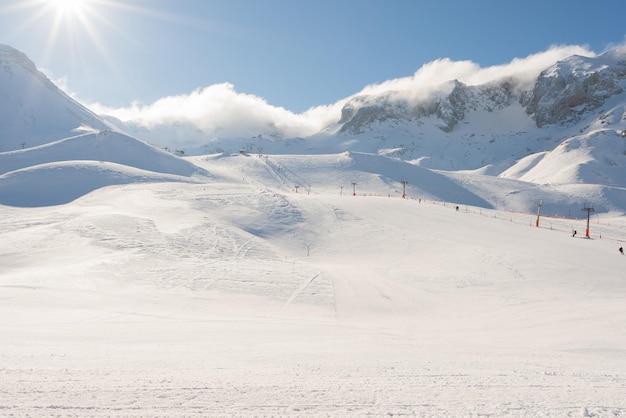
[2,0,208,105]
[0,1,54,41]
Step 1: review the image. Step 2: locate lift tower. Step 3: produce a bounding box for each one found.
[582,203,595,238]
[535,200,543,227]
[401,179,408,199]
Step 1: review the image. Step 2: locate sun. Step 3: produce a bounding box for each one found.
[39,0,97,55]
[47,0,88,17]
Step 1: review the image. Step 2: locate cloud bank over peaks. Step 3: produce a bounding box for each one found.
[85,44,598,148]
[90,83,344,143]
[358,44,596,104]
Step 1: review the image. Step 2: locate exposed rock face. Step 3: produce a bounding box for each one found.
[338,96,409,134]
[522,54,626,127]
[338,80,516,134]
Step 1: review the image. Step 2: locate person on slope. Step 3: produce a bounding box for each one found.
[620,246,624,255]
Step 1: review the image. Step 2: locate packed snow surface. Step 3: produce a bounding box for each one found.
[1,153,626,417]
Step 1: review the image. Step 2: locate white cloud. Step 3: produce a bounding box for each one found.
[89,83,342,140]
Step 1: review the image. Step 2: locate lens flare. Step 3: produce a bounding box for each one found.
[49,0,87,16]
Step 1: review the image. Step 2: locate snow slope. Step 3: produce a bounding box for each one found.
[0,130,210,207]
[508,129,626,186]
[0,130,203,177]
[0,45,111,150]
[0,161,205,207]
[190,152,626,216]
[1,160,625,416]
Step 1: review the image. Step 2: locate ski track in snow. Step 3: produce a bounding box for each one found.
[2,167,626,416]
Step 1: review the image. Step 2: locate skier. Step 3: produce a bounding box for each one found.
[620,246,624,255]
[572,230,577,237]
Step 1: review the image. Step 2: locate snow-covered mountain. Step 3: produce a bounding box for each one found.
[0,45,110,150]
[337,50,626,134]
[331,49,626,179]
[104,46,626,214]
[0,44,209,206]
[103,48,626,176]
[105,47,626,187]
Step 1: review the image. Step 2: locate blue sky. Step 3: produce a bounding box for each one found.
[1,0,625,113]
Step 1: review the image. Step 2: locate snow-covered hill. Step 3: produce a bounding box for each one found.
[0,129,209,206]
[0,161,201,207]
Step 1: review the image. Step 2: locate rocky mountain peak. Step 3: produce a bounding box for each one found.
[336,51,626,134]
[522,53,626,127]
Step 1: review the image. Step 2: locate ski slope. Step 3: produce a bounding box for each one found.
[1,154,625,417]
